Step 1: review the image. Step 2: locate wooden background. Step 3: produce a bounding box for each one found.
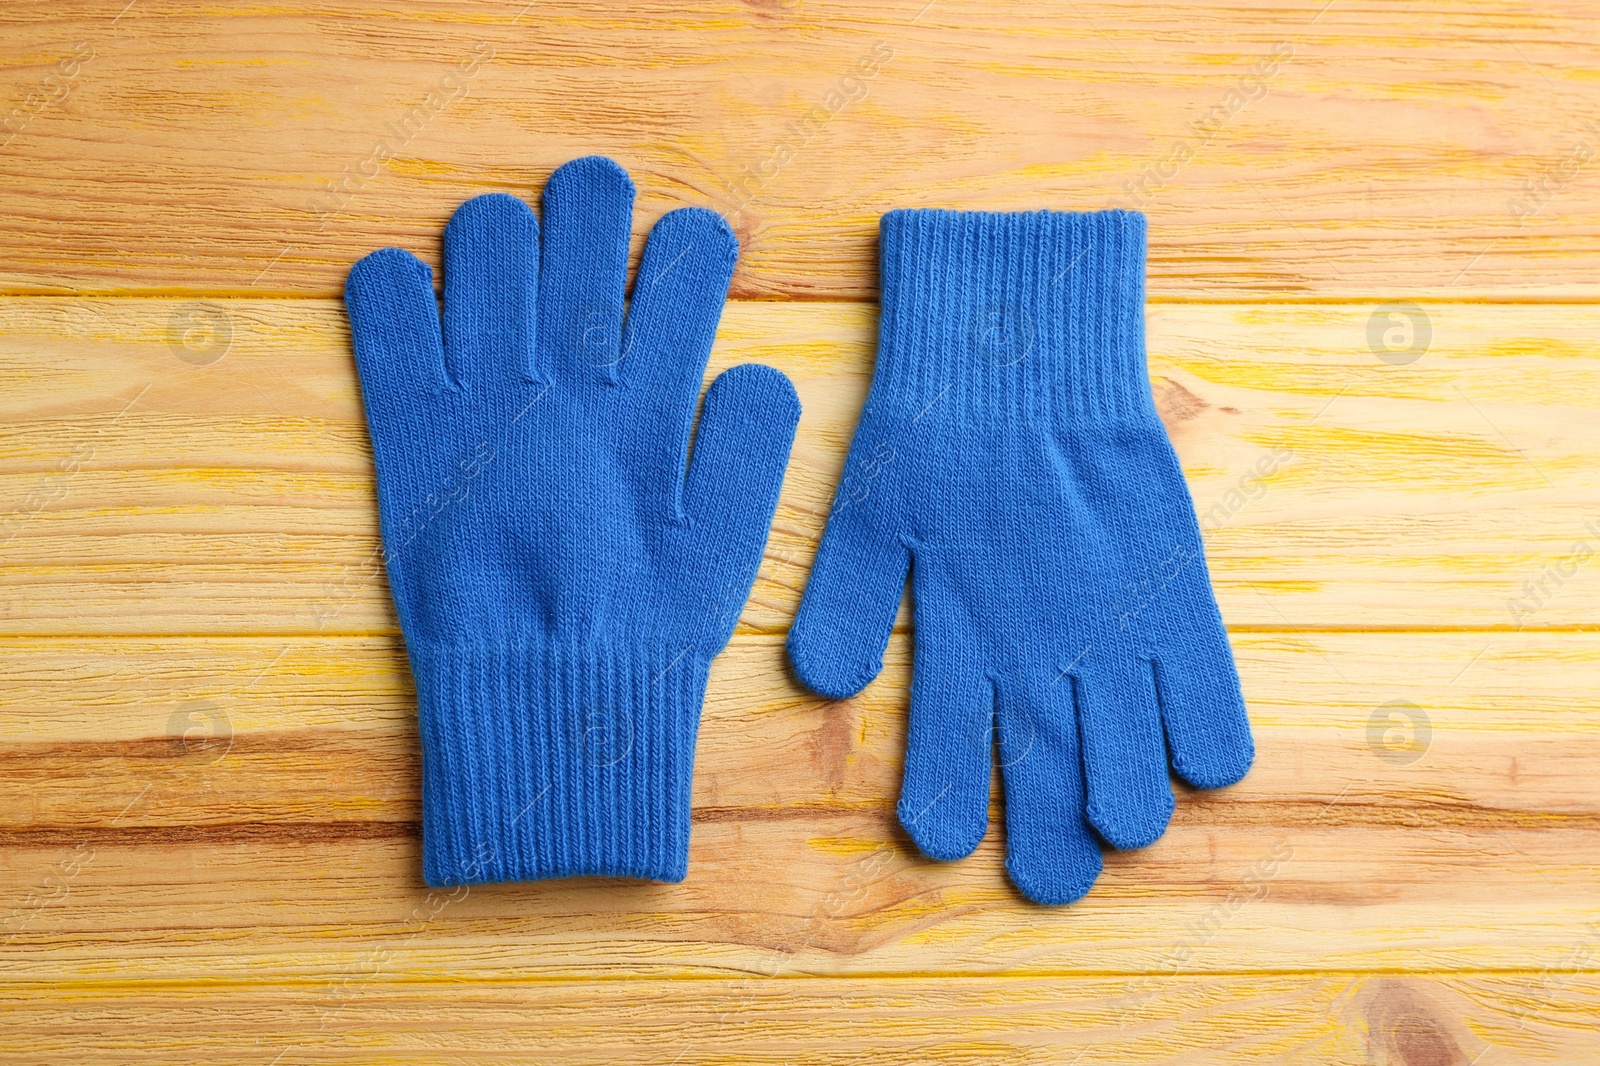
[3,1,1599,1062]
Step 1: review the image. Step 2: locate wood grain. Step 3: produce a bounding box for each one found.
[0,630,1595,982]
[4,974,1598,1065]
[3,3,1599,1059]
[2,1,1599,299]
[5,299,1600,635]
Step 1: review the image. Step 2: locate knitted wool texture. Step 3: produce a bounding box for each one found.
[345,157,800,888]
[787,209,1253,905]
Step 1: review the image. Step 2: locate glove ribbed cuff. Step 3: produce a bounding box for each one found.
[877,208,1151,421]
[408,641,709,888]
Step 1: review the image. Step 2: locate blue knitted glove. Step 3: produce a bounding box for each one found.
[345,157,799,888]
[787,209,1252,905]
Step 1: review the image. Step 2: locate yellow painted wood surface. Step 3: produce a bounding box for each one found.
[7,299,1600,633]
[3,1,1600,300]
[7,976,1600,1065]
[2,2,1599,1062]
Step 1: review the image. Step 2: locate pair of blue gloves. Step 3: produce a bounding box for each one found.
[345,157,1253,905]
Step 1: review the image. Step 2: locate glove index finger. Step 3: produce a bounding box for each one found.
[787,433,910,700]
[898,631,992,863]
[683,363,800,645]
[345,247,452,421]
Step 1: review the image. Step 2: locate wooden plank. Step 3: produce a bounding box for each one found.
[0,631,1595,980]
[7,827,1598,981]
[1,2,1599,299]
[4,298,1600,632]
[1,632,1595,820]
[3,974,1598,1064]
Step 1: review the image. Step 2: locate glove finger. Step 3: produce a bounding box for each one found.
[345,247,451,425]
[786,446,909,699]
[897,596,992,861]
[683,363,800,644]
[1155,605,1254,789]
[619,208,740,516]
[995,673,1102,906]
[538,156,634,384]
[442,193,541,389]
[621,206,737,389]
[1075,654,1175,851]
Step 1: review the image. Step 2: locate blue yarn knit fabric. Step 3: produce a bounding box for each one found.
[344,157,799,888]
[787,209,1253,905]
